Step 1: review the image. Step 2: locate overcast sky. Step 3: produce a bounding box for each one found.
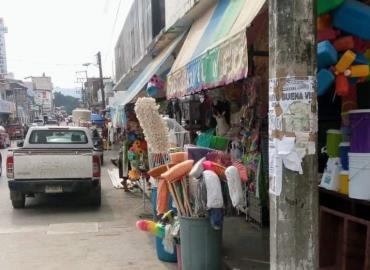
[0,0,132,89]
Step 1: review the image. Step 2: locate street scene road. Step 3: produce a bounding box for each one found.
[0,147,176,270]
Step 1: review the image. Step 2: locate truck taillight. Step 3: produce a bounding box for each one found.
[6,155,14,179]
[93,155,100,178]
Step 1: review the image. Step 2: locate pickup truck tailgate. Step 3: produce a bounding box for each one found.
[14,149,93,179]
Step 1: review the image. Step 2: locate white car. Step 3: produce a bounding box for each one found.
[7,126,101,208]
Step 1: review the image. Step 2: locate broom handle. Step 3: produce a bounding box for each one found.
[181,179,193,217]
[173,182,188,216]
[168,182,186,216]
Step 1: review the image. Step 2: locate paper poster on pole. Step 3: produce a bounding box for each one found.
[268,76,317,196]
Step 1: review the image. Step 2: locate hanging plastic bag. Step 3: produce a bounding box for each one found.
[225,166,245,208]
[320,157,341,191]
[203,170,224,209]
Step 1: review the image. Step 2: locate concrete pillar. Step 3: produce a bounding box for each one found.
[268,0,319,269]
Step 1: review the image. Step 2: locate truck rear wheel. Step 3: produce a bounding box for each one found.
[10,191,25,209]
[89,182,101,207]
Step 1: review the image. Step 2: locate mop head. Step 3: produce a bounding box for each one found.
[135,97,169,153]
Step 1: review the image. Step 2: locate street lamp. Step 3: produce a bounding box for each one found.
[83,52,105,109]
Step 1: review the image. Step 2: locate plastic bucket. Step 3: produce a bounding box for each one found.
[349,153,370,200]
[339,171,349,195]
[151,188,177,262]
[179,217,222,270]
[349,110,370,152]
[339,142,350,170]
[325,129,343,157]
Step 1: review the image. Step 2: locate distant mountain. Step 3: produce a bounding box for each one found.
[54,87,81,99]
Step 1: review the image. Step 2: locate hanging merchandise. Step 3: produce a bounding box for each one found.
[225,166,245,208]
[320,157,342,191]
[146,74,164,97]
[166,99,182,124]
[135,97,169,153]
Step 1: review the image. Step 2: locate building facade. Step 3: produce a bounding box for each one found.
[31,75,53,115]
[0,18,8,75]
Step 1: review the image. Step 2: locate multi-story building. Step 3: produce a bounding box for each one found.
[30,75,53,115]
[0,18,8,75]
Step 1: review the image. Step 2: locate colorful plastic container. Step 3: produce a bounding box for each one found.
[317,0,344,16]
[318,69,335,96]
[335,50,356,74]
[339,171,349,195]
[354,53,369,65]
[318,28,339,42]
[318,41,338,69]
[339,142,350,170]
[317,14,332,31]
[326,129,343,157]
[349,153,370,200]
[332,0,370,40]
[349,110,370,153]
[349,65,369,78]
[335,74,349,96]
[333,36,355,52]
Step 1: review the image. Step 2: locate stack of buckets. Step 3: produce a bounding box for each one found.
[348,110,370,200]
[321,129,350,194]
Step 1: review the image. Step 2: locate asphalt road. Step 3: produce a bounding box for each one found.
[0,147,176,270]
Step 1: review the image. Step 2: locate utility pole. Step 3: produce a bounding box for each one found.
[96,52,106,109]
[269,0,318,269]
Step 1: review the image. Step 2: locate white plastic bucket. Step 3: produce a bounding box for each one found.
[349,153,370,200]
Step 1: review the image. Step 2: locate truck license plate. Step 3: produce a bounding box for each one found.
[45,186,63,193]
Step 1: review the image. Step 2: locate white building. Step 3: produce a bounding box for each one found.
[0,18,8,75]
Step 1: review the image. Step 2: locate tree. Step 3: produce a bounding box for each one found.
[54,92,80,115]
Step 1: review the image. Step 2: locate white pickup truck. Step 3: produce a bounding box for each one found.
[7,126,101,208]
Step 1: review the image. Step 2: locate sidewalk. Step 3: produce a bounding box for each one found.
[106,147,270,270]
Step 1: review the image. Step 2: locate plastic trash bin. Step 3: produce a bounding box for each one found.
[179,216,222,270]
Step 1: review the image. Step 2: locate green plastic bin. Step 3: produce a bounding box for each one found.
[317,0,344,16]
[179,217,222,270]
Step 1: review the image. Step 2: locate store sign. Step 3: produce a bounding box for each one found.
[167,31,248,98]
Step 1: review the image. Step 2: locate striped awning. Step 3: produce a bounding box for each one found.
[115,32,185,106]
[167,0,266,98]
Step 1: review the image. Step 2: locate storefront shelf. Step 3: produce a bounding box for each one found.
[320,206,370,270]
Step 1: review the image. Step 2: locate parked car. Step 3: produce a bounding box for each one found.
[7,126,101,208]
[46,119,59,126]
[0,126,10,149]
[6,123,24,140]
[33,119,44,126]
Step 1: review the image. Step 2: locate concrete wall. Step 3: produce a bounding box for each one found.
[164,0,198,30]
[114,0,154,83]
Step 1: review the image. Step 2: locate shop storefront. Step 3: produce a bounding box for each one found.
[317,0,370,269]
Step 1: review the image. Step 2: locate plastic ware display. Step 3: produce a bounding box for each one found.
[318,69,335,96]
[332,0,370,40]
[318,41,338,69]
[317,0,344,16]
[335,50,356,73]
[349,109,370,152]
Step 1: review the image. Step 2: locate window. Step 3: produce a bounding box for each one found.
[29,130,88,144]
